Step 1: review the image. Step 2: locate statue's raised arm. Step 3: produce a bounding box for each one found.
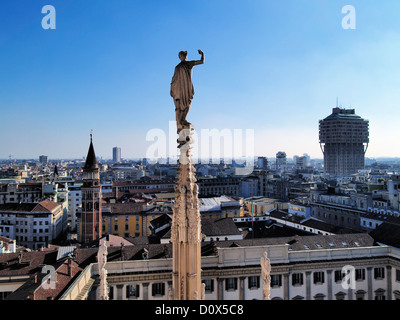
[193,49,205,65]
[171,50,205,133]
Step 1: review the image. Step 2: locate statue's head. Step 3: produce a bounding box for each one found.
[178,51,188,61]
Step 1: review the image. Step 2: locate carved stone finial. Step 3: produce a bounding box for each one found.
[261,250,271,300]
[97,239,109,300]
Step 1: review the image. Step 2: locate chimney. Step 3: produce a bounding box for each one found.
[120,242,126,260]
[67,258,72,277]
[31,273,38,284]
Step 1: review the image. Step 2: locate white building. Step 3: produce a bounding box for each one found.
[59,233,400,301]
[112,165,144,181]
[68,184,82,231]
[0,200,65,250]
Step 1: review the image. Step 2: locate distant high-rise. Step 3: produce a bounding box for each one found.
[276,151,287,170]
[257,156,268,170]
[39,155,48,164]
[112,147,121,163]
[319,107,369,175]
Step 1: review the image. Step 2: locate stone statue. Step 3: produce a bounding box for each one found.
[97,239,109,300]
[171,50,205,133]
[98,239,107,271]
[261,250,271,300]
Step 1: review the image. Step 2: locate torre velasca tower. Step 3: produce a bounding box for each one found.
[319,107,369,175]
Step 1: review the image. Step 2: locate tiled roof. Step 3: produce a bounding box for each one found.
[102,202,144,214]
[104,234,135,247]
[73,243,174,267]
[0,250,58,276]
[113,179,175,186]
[213,233,375,251]
[5,258,82,300]
[0,235,14,243]
[33,200,60,212]
[201,218,241,236]
[301,218,357,234]
[269,209,304,223]
[369,222,400,248]
[0,200,60,213]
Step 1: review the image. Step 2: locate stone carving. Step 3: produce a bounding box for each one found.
[261,250,271,300]
[171,50,204,133]
[201,282,206,300]
[97,239,109,300]
[168,288,174,300]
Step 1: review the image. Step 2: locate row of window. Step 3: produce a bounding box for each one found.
[15,228,49,233]
[109,283,165,299]
[102,224,140,232]
[110,274,397,300]
[312,211,358,225]
[210,267,393,292]
[14,236,49,242]
[0,220,49,226]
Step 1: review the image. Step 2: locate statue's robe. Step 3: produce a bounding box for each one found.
[170,60,196,110]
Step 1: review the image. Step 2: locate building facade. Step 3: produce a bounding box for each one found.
[0,183,43,205]
[0,200,65,250]
[100,202,161,238]
[197,177,240,197]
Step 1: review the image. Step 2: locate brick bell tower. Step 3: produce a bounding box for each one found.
[80,133,102,244]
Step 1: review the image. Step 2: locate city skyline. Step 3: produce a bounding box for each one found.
[1,1,400,160]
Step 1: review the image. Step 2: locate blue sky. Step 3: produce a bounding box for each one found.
[1,0,400,160]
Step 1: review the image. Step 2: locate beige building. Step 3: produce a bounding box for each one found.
[244,197,288,217]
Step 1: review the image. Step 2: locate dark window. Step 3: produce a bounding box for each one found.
[225,278,238,291]
[292,273,304,286]
[356,269,365,281]
[313,272,325,284]
[334,270,344,282]
[126,285,140,298]
[374,267,385,280]
[202,279,214,293]
[152,283,165,296]
[271,275,282,287]
[248,276,260,289]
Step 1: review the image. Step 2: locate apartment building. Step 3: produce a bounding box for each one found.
[0,200,66,250]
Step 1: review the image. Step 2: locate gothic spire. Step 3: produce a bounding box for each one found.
[84,131,98,170]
